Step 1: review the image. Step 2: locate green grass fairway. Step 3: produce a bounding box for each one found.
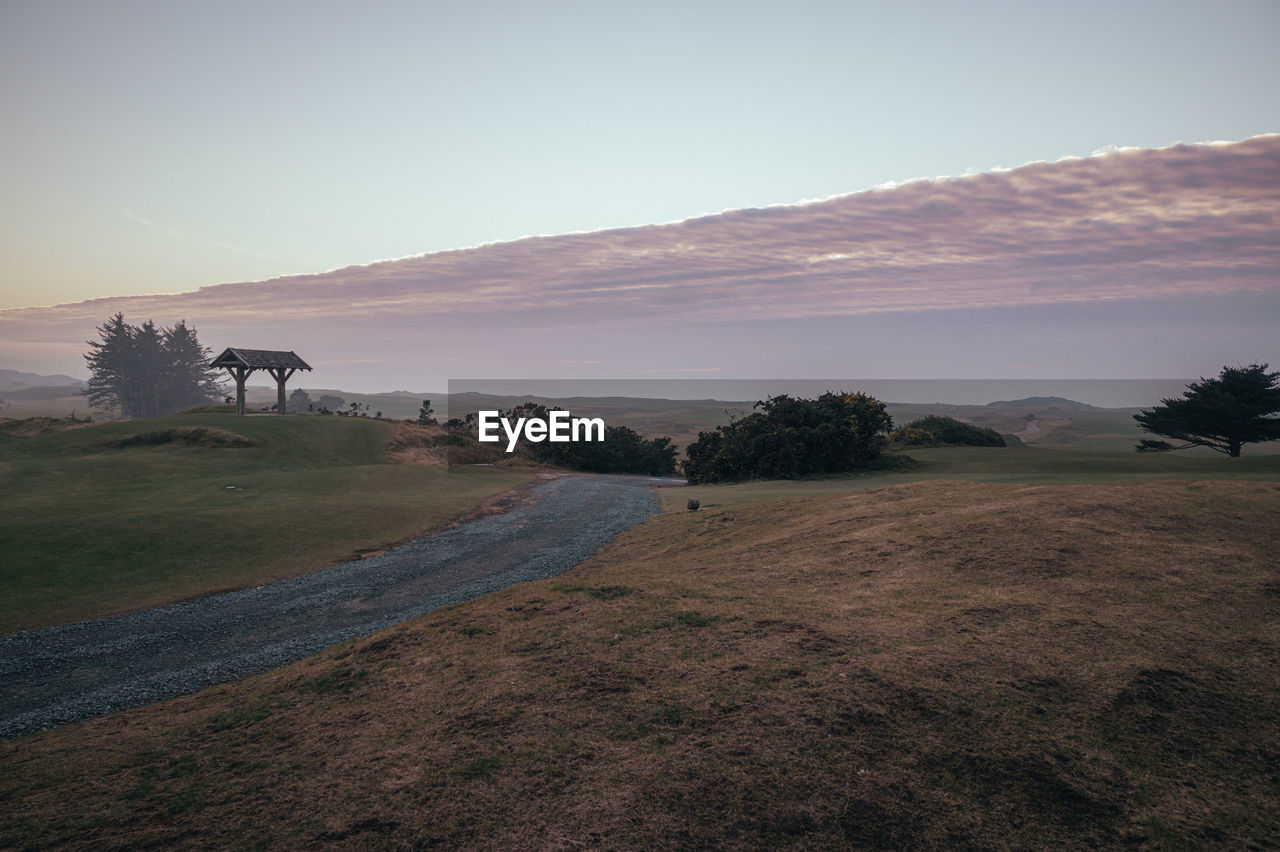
[664,445,1280,510]
[0,414,532,634]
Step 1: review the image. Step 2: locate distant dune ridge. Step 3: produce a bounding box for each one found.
[0,369,83,391]
[986,397,1094,409]
[2,135,1277,386]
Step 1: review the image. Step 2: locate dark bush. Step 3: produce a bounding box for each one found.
[681,392,893,484]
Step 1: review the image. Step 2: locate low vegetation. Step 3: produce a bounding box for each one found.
[0,413,532,633]
[2,480,1277,848]
[103,425,257,449]
[387,420,512,466]
[0,415,95,439]
[891,414,1006,447]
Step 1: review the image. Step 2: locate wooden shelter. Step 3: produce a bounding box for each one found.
[210,348,312,416]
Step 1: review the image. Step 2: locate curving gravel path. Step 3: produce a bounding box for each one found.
[0,474,678,739]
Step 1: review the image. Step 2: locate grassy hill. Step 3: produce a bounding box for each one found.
[2,479,1277,848]
[0,413,532,633]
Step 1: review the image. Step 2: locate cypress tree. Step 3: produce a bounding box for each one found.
[84,314,223,418]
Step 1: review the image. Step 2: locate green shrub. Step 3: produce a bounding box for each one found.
[681,392,893,484]
[890,416,1005,447]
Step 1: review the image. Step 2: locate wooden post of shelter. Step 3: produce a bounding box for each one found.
[210,349,312,415]
[268,367,297,416]
[230,364,250,416]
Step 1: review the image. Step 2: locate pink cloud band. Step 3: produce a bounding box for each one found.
[3,136,1277,348]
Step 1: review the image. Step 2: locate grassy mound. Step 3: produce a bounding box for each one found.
[104,425,258,449]
[891,414,1006,447]
[2,480,1276,848]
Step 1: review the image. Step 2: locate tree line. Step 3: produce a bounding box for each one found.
[84,314,223,418]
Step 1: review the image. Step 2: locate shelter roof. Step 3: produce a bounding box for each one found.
[211,348,312,370]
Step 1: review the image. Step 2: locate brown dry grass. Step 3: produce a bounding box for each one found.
[0,416,97,438]
[2,480,1278,849]
[386,421,448,465]
[387,421,540,468]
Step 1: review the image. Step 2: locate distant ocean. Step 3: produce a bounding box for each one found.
[447,379,1194,409]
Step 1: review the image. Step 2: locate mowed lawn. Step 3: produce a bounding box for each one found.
[1,479,1277,848]
[0,414,532,633]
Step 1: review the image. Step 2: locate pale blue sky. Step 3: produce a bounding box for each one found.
[3,0,1278,310]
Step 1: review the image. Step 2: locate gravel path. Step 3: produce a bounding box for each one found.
[0,474,678,739]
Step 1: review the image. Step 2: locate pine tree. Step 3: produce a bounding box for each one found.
[161,320,223,413]
[132,320,165,418]
[84,314,223,418]
[84,313,140,416]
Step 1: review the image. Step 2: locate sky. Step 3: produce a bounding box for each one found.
[1,0,1278,393]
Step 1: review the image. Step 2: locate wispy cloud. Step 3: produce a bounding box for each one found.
[120,208,300,265]
[119,209,155,227]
